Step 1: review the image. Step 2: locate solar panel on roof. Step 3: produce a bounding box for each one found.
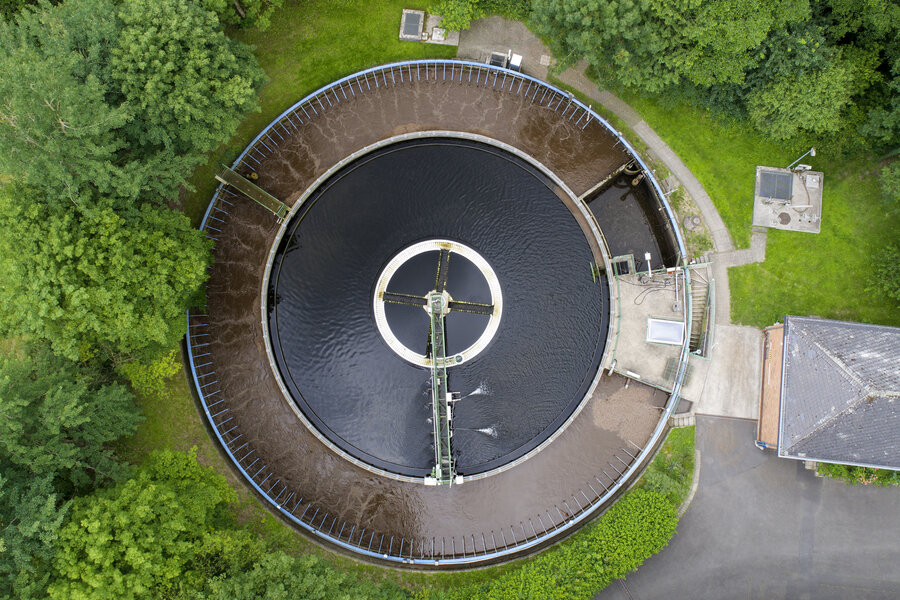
[403,14,421,36]
[759,170,793,200]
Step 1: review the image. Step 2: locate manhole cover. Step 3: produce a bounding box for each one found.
[683,215,702,231]
[778,212,791,225]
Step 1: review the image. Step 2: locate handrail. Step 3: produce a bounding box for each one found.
[187,59,692,566]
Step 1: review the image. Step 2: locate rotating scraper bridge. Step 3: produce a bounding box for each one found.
[186,60,691,567]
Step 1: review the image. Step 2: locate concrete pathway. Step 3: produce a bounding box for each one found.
[694,325,763,420]
[456,17,552,81]
[596,417,900,600]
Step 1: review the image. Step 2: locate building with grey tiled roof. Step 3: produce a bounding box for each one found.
[757,316,900,470]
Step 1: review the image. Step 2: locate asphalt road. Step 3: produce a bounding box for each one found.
[597,416,900,600]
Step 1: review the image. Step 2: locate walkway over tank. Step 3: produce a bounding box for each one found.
[427,291,456,485]
[215,165,288,222]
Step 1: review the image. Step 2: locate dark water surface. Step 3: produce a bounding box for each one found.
[269,139,607,476]
[586,174,680,270]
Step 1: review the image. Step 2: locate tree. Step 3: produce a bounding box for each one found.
[0,185,212,363]
[0,344,141,600]
[201,0,284,30]
[0,0,133,202]
[49,449,262,600]
[0,0,265,205]
[0,475,67,600]
[678,0,810,88]
[111,0,266,156]
[746,46,878,139]
[0,0,34,19]
[531,0,808,94]
[861,56,900,149]
[0,345,140,490]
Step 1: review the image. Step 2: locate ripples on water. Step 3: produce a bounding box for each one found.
[267,139,608,476]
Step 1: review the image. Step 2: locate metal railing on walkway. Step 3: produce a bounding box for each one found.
[186,59,692,566]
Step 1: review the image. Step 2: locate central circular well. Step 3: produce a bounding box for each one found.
[267,138,609,478]
[373,239,503,368]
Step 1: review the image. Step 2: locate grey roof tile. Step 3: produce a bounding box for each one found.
[779,316,900,470]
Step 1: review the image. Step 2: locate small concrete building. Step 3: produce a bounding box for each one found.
[757,316,900,470]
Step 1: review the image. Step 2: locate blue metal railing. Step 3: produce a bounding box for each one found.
[187,59,691,566]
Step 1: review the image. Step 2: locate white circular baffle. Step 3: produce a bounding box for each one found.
[373,239,502,368]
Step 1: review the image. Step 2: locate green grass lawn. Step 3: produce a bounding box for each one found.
[617,91,900,327]
[618,91,801,250]
[180,0,456,224]
[730,169,899,327]
[637,425,695,508]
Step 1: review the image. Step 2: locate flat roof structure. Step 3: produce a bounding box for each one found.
[751,166,823,233]
[605,263,712,403]
[756,324,784,448]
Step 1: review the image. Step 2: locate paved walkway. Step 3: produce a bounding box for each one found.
[694,325,763,420]
[596,417,900,600]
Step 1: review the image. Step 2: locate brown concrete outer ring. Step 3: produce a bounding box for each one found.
[188,60,690,567]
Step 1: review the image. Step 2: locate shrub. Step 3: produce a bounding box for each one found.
[866,244,900,306]
[119,349,182,400]
[432,489,678,600]
[639,426,695,506]
[880,162,900,213]
[430,0,529,32]
[49,449,262,600]
[430,0,480,31]
[200,552,409,600]
[817,462,900,487]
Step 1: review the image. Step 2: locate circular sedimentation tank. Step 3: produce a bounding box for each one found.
[188,61,688,567]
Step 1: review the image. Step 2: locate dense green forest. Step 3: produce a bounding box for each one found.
[0,0,896,598]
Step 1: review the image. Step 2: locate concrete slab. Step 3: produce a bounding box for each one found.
[456,16,551,80]
[424,14,460,46]
[609,270,697,394]
[752,167,823,233]
[716,229,767,267]
[711,258,731,325]
[399,9,424,41]
[695,324,763,419]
